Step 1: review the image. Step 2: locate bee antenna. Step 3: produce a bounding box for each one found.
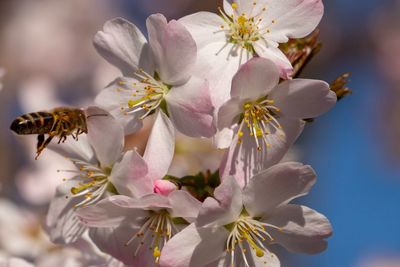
[86,114,109,118]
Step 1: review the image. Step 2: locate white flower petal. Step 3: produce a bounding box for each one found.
[147,14,197,85]
[217,98,242,131]
[94,17,154,76]
[48,134,94,164]
[46,181,87,244]
[193,41,247,110]
[113,193,172,211]
[143,111,175,180]
[89,226,151,266]
[197,176,243,227]
[0,258,35,267]
[243,162,316,216]
[231,58,280,100]
[270,79,337,119]
[179,12,227,49]
[86,106,124,168]
[159,223,229,267]
[265,204,332,254]
[261,0,324,40]
[214,127,235,149]
[166,77,215,138]
[109,150,153,198]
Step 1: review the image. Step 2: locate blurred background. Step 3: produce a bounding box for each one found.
[0,0,399,266]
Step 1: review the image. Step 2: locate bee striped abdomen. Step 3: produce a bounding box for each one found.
[10,112,55,135]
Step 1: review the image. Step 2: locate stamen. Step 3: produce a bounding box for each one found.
[125,211,175,263]
[225,215,278,266]
[237,98,282,150]
[116,70,169,120]
[60,158,110,208]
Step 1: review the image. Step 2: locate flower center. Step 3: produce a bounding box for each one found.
[60,158,110,208]
[237,97,282,150]
[118,69,169,120]
[125,210,177,264]
[220,2,269,52]
[225,214,281,267]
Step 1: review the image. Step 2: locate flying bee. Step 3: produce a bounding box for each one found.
[10,107,105,159]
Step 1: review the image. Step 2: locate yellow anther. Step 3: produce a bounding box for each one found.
[153,246,161,258]
[71,181,95,195]
[231,3,238,9]
[238,15,247,25]
[128,99,143,108]
[256,248,265,257]
[244,103,252,109]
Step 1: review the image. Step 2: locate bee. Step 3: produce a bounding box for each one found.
[10,107,91,159]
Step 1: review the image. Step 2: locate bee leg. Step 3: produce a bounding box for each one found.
[75,129,82,141]
[37,134,45,150]
[35,135,54,160]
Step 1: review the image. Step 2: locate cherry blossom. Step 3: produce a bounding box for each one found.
[160,162,332,267]
[94,14,215,137]
[218,57,336,186]
[76,112,202,265]
[46,106,131,244]
[179,0,324,109]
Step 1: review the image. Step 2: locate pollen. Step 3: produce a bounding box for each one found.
[231,3,238,9]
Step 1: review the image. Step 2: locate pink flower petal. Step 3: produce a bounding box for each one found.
[197,176,243,227]
[89,226,150,266]
[243,162,316,216]
[76,196,147,228]
[94,17,154,76]
[159,223,229,267]
[143,111,175,180]
[109,150,153,198]
[166,77,215,138]
[168,190,201,221]
[265,204,332,254]
[147,14,196,85]
[231,57,280,100]
[154,180,177,196]
[253,42,294,79]
[270,79,337,119]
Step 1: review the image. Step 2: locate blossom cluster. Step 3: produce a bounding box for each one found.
[15,0,345,266]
